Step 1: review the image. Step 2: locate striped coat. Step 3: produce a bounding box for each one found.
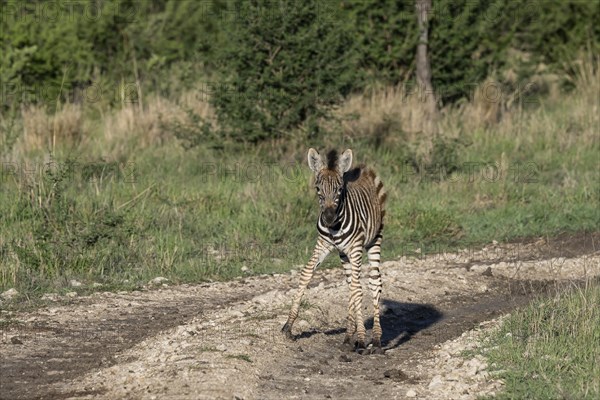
[282,148,386,354]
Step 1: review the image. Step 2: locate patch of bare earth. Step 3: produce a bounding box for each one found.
[1,232,598,400]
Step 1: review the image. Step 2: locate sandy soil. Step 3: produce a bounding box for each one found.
[1,232,598,400]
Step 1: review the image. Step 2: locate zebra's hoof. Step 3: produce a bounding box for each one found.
[354,340,367,353]
[281,323,294,340]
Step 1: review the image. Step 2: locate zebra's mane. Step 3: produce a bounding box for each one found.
[326,150,338,170]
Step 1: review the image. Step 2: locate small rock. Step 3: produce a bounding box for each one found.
[466,357,485,375]
[241,266,249,273]
[297,320,310,329]
[216,344,227,352]
[470,264,487,274]
[11,336,23,345]
[149,277,168,285]
[92,282,103,288]
[428,374,444,389]
[446,372,462,382]
[70,279,82,287]
[1,288,19,300]
[406,389,417,398]
[383,369,410,382]
[65,292,78,298]
[41,293,59,301]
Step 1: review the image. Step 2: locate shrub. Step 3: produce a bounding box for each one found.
[206,0,358,143]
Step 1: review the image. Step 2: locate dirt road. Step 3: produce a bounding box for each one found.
[1,233,598,400]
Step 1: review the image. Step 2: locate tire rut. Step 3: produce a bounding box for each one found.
[256,278,553,399]
[0,280,290,400]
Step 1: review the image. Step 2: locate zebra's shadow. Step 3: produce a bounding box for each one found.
[296,299,443,350]
[368,299,443,349]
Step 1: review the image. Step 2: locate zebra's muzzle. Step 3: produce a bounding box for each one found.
[322,207,337,227]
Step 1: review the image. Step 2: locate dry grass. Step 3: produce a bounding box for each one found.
[7,90,215,158]
[19,103,85,154]
[101,91,214,154]
[6,57,598,159]
[336,85,430,141]
[335,56,598,153]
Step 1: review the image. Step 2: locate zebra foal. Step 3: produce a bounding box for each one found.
[282,148,386,354]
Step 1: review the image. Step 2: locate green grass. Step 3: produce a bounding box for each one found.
[482,280,600,399]
[0,77,598,301]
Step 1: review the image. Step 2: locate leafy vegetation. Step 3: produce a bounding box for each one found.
[2,0,598,112]
[208,0,357,142]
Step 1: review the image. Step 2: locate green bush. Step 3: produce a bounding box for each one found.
[343,0,599,103]
[1,0,598,119]
[342,0,417,87]
[206,0,357,143]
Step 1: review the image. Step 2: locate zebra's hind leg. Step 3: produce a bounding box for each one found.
[282,238,332,340]
[341,253,356,349]
[348,244,367,351]
[366,234,384,354]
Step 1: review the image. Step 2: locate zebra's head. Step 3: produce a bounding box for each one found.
[307,148,353,227]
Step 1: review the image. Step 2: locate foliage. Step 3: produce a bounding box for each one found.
[206,0,357,143]
[1,0,598,115]
[343,0,599,103]
[0,0,228,109]
[342,0,418,86]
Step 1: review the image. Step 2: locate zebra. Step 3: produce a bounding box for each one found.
[282,148,386,354]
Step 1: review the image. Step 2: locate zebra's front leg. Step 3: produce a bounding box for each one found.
[348,244,367,350]
[341,254,356,347]
[366,234,384,354]
[282,238,332,340]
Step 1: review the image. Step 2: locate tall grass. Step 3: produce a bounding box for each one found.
[0,57,598,296]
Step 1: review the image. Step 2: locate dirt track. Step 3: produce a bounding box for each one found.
[1,233,598,400]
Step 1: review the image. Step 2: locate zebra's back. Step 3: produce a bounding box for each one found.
[343,165,386,247]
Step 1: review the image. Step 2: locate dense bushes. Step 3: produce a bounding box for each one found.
[1,0,598,139]
[209,0,357,142]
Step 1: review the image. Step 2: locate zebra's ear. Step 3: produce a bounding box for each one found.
[338,149,353,173]
[307,148,323,173]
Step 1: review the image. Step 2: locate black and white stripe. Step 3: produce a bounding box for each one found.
[282,148,386,354]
